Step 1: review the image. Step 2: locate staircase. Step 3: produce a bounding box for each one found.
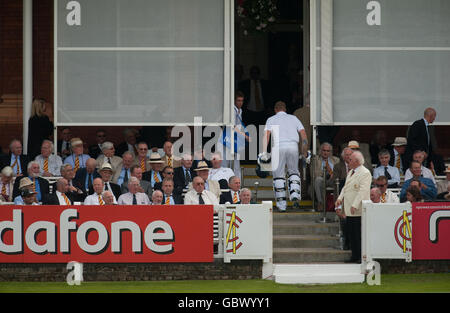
[242,164,365,284]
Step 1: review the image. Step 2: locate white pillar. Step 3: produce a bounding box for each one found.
[23,0,33,154]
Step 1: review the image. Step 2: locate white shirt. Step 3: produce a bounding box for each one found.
[404,166,436,186]
[209,167,235,182]
[118,192,150,205]
[373,165,401,186]
[381,190,400,203]
[84,193,117,205]
[184,189,219,205]
[264,111,304,146]
[35,154,63,176]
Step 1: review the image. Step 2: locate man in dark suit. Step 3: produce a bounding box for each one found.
[388,137,408,175]
[0,139,29,176]
[173,153,196,195]
[42,178,74,205]
[406,107,436,168]
[88,129,107,159]
[238,65,272,128]
[219,176,241,204]
[57,127,72,159]
[161,178,183,205]
[12,161,49,203]
[89,163,121,201]
[73,158,100,194]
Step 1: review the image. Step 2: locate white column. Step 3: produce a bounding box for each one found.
[23,0,33,154]
[320,0,333,124]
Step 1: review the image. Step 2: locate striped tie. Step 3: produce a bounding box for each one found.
[168,157,172,167]
[1,184,7,199]
[233,192,238,203]
[165,196,170,205]
[43,158,49,173]
[140,158,145,172]
[154,171,160,183]
[62,194,71,205]
[381,193,386,203]
[395,156,401,171]
[74,156,80,172]
[98,194,104,205]
[12,157,19,175]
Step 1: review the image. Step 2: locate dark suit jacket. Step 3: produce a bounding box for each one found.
[89,181,122,200]
[238,79,272,111]
[220,190,240,204]
[0,154,29,175]
[173,167,196,194]
[42,192,74,205]
[162,193,184,205]
[388,148,407,171]
[88,144,103,159]
[73,168,101,193]
[12,176,50,200]
[57,140,71,158]
[406,118,433,166]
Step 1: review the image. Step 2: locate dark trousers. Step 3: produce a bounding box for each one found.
[346,216,361,262]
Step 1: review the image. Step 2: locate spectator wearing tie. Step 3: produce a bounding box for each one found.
[220,176,242,204]
[143,152,164,188]
[370,187,382,203]
[120,164,152,198]
[43,178,74,205]
[118,176,150,205]
[84,178,112,205]
[116,128,139,158]
[88,129,107,159]
[12,161,49,203]
[173,153,196,195]
[35,140,63,177]
[60,163,86,202]
[133,142,151,173]
[64,138,90,173]
[184,176,219,205]
[373,149,400,188]
[161,178,183,205]
[57,127,72,159]
[0,139,29,177]
[374,176,400,203]
[96,142,122,176]
[161,141,181,169]
[189,161,221,200]
[89,163,121,201]
[73,158,100,194]
[112,151,134,186]
[0,166,14,203]
[388,137,407,175]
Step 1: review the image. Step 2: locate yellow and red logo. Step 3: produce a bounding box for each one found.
[225,211,243,254]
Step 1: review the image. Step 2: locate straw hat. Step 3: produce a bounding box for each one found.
[70,137,83,147]
[194,161,211,171]
[148,152,164,163]
[392,137,407,146]
[19,177,34,189]
[348,140,360,149]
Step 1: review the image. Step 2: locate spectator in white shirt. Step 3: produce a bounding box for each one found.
[208,152,235,189]
[35,140,63,177]
[403,150,436,186]
[118,176,150,205]
[184,176,219,205]
[373,149,400,188]
[374,176,400,203]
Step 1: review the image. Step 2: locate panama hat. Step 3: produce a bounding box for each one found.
[148,152,164,163]
[194,161,211,171]
[392,137,407,146]
[348,140,360,149]
[19,177,34,189]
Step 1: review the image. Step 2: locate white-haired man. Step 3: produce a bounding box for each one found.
[335,151,372,263]
[96,141,123,175]
[12,161,50,202]
[118,176,150,205]
[0,166,14,203]
[35,140,63,177]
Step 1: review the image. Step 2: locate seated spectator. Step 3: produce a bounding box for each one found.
[405,185,424,203]
[404,150,436,186]
[400,161,437,202]
[118,176,150,205]
[373,149,400,188]
[73,158,100,194]
[220,176,242,204]
[13,177,34,205]
[84,177,115,205]
[161,141,181,168]
[374,176,399,203]
[388,137,407,175]
[370,187,382,203]
[184,176,219,205]
[102,190,116,205]
[208,152,235,189]
[143,152,164,188]
[120,164,152,198]
[60,163,86,202]
[42,178,73,205]
[239,188,254,204]
[0,166,14,203]
[153,166,174,191]
[96,142,122,175]
[64,138,90,173]
[57,127,72,159]
[436,164,450,199]
[173,153,196,194]
[151,190,164,205]
[12,161,49,203]
[116,128,139,157]
[0,139,29,176]
[189,161,221,200]
[161,178,183,205]
[88,129,107,159]
[313,142,340,211]
[112,151,134,186]
[89,163,121,201]
[133,142,150,172]
[22,189,39,205]
[35,140,63,177]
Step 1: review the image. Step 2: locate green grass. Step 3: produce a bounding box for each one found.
[0,273,449,293]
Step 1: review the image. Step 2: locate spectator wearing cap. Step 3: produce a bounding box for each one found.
[388,137,407,175]
[118,176,150,205]
[42,178,74,205]
[13,177,35,205]
[220,176,242,204]
[436,164,450,199]
[142,152,164,188]
[0,139,29,177]
[12,161,49,203]
[34,140,63,177]
[64,138,90,173]
[89,163,122,201]
[0,166,15,203]
[347,140,373,173]
[22,189,39,205]
[184,176,219,205]
[373,149,400,188]
[189,161,221,200]
[400,161,437,202]
[96,141,122,175]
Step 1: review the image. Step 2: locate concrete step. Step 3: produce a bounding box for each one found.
[273,235,339,249]
[273,211,337,223]
[273,263,364,284]
[273,222,340,236]
[243,176,273,187]
[273,248,351,263]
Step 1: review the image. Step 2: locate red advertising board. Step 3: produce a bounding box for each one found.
[412,202,450,260]
[0,205,214,263]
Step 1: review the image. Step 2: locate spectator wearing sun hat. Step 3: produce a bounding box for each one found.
[388,137,408,175]
[142,152,164,188]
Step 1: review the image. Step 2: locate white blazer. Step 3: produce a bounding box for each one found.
[337,165,372,217]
